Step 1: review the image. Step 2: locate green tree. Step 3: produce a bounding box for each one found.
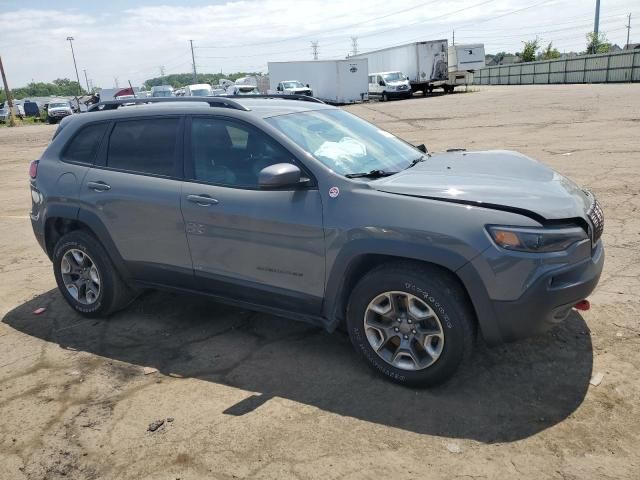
[521,39,540,62]
[586,32,611,54]
[539,42,561,60]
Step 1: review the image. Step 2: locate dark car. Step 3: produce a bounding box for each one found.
[29,97,604,386]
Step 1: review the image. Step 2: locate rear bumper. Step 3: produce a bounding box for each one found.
[458,240,604,345]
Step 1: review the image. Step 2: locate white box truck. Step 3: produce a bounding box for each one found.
[350,40,449,95]
[447,43,486,90]
[267,59,368,104]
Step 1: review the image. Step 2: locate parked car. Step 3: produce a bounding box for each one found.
[29,97,604,387]
[368,71,412,100]
[274,80,313,96]
[23,100,41,117]
[184,84,213,96]
[151,85,174,98]
[0,102,25,122]
[46,100,73,124]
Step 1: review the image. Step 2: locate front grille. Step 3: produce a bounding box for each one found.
[587,198,604,243]
[397,85,409,90]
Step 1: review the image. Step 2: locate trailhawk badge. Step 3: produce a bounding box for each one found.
[329,186,340,198]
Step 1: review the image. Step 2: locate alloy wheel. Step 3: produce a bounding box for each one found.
[60,249,101,305]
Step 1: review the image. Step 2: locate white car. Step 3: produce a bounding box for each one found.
[368,71,412,101]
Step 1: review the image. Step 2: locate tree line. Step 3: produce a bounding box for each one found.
[1,78,86,103]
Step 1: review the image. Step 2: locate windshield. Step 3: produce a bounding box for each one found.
[153,91,173,97]
[282,81,305,89]
[382,72,405,82]
[190,89,210,96]
[49,102,69,108]
[266,110,421,176]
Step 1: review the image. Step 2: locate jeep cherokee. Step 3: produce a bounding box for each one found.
[29,96,604,386]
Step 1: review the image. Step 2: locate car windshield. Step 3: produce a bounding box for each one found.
[383,72,404,82]
[282,81,304,89]
[153,91,172,97]
[191,89,210,96]
[266,109,421,176]
[49,103,69,108]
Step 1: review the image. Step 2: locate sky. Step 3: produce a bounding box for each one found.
[0,0,636,89]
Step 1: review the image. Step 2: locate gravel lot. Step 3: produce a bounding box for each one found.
[1,84,639,479]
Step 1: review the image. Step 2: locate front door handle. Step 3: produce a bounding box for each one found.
[87,181,111,192]
[186,194,219,207]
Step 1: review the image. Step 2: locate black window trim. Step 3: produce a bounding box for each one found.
[93,114,185,181]
[60,120,112,167]
[184,114,318,191]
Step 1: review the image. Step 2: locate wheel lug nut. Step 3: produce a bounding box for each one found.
[412,329,417,334]
[403,335,409,340]
[407,319,412,324]
[394,327,399,332]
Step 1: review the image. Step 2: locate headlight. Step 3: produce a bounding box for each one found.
[487,225,588,253]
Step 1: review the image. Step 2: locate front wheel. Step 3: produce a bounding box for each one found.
[346,262,475,387]
[381,92,388,102]
[53,231,133,317]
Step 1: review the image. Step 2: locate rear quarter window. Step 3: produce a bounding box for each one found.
[62,123,110,164]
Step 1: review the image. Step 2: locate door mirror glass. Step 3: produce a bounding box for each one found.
[259,163,301,188]
[416,144,428,153]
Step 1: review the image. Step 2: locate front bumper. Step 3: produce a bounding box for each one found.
[458,240,604,345]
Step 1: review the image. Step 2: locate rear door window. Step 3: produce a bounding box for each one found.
[62,123,110,165]
[106,118,180,177]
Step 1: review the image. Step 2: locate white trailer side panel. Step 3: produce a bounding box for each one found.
[448,44,486,73]
[350,40,449,85]
[268,59,368,103]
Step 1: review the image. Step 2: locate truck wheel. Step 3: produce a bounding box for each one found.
[53,231,133,318]
[381,92,388,102]
[346,262,475,387]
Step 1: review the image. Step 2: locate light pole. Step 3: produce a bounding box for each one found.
[66,36,82,109]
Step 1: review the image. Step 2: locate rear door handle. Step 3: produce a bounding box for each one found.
[186,194,219,206]
[87,181,111,192]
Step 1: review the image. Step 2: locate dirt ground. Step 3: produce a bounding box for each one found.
[1,84,639,479]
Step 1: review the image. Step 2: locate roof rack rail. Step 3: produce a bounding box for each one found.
[87,96,250,112]
[220,94,326,104]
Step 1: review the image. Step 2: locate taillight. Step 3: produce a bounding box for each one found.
[29,160,39,179]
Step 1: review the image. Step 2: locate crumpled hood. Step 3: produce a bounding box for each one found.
[372,150,593,221]
[49,107,72,113]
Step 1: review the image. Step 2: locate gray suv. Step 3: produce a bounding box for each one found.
[29,96,604,386]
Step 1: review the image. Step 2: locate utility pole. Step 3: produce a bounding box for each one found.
[626,13,632,48]
[592,0,601,53]
[311,41,319,60]
[350,36,358,56]
[453,30,455,45]
[159,65,165,84]
[83,69,90,93]
[66,37,82,109]
[190,40,197,82]
[114,77,119,88]
[0,55,16,126]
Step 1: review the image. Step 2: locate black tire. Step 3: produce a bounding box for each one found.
[381,92,388,102]
[53,230,133,317]
[346,262,475,387]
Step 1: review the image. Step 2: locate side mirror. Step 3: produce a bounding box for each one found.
[277,85,282,91]
[416,144,428,153]
[379,80,385,86]
[259,163,302,188]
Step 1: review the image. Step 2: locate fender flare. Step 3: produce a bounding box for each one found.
[322,238,474,330]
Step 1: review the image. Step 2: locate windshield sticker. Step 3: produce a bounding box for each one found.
[329,186,340,198]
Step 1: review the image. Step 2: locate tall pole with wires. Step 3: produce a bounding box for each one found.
[591,0,601,53]
[626,13,632,48]
[0,55,16,126]
[351,36,358,56]
[311,41,319,60]
[66,36,82,108]
[83,69,90,93]
[190,40,197,82]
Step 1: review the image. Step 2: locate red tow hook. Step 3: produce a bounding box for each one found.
[574,299,591,311]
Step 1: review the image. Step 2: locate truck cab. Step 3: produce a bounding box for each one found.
[368,71,412,101]
[276,80,313,96]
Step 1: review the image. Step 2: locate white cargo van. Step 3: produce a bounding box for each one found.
[368,71,412,101]
[185,84,213,96]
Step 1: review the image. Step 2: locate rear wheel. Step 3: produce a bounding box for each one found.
[347,262,475,387]
[381,92,388,102]
[53,231,133,317]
